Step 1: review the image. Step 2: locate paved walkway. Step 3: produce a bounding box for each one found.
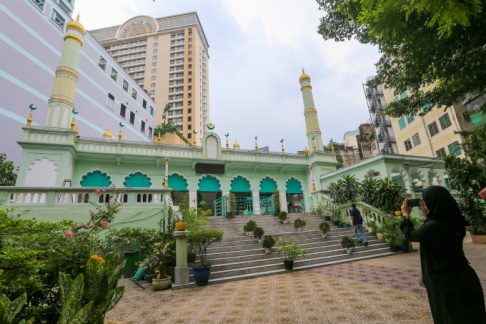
[105,234,486,324]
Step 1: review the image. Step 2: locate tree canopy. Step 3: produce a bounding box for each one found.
[0,153,17,186]
[317,0,486,117]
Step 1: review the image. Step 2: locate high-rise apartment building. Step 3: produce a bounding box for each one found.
[90,13,210,145]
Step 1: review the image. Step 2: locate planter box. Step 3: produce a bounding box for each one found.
[471,234,486,244]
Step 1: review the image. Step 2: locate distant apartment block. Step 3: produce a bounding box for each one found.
[90,13,210,145]
[0,0,155,165]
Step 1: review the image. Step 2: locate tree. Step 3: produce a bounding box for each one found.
[323,139,344,169]
[316,0,486,118]
[444,126,486,234]
[155,103,191,145]
[0,153,17,186]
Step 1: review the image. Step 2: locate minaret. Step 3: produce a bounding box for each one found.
[299,69,324,151]
[45,15,86,128]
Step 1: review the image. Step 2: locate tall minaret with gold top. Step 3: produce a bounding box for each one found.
[299,69,324,151]
[44,16,86,128]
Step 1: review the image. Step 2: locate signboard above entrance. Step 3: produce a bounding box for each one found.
[195,163,225,174]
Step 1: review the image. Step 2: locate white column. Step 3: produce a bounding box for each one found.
[252,191,260,215]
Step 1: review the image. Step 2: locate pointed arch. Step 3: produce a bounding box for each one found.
[124,171,152,188]
[197,175,221,192]
[168,173,188,191]
[286,177,303,194]
[80,170,112,187]
[259,176,278,193]
[230,175,251,193]
[25,158,58,187]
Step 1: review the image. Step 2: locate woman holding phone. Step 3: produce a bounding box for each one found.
[400,186,485,323]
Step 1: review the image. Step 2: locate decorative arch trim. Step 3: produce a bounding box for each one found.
[168,173,189,191]
[260,176,278,193]
[197,175,221,192]
[123,171,152,188]
[80,170,112,187]
[286,177,303,194]
[230,175,252,193]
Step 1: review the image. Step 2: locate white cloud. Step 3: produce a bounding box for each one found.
[74,0,380,152]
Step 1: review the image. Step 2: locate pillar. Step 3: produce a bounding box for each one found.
[174,231,189,285]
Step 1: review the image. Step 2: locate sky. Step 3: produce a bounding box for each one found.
[74,0,380,153]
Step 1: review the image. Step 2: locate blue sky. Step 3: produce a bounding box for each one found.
[75,0,380,153]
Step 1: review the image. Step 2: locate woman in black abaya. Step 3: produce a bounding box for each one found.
[400,186,486,324]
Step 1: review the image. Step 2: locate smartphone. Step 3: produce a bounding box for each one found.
[407,198,421,207]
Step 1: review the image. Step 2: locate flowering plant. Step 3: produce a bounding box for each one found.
[276,238,307,261]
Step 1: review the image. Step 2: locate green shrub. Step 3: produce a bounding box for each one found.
[253,226,264,239]
[293,218,306,228]
[245,220,257,232]
[341,236,356,249]
[319,221,330,234]
[278,211,288,221]
[187,229,224,266]
[262,235,276,249]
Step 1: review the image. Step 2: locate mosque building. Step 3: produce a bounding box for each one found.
[1,9,447,228]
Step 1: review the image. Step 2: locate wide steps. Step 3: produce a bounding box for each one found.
[184,213,395,286]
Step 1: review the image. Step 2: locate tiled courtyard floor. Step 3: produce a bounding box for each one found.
[105,234,486,324]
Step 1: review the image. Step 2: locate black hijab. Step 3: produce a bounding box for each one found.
[422,186,467,237]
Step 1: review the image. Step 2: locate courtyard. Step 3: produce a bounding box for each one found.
[105,234,486,323]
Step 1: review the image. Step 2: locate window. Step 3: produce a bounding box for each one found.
[188,116,192,122]
[188,108,192,114]
[398,117,406,130]
[123,80,128,91]
[412,132,421,146]
[150,106,154,116]
[152,69,156,74]
[448,141,462,156]
[33,0,45,9]
[129,112,135,125]
[151,83,155,88]
[153,43,158,47]
[111,68,118,81]
[141,121,146,133]
[153,55,157,60]
[51,9,65,28]
[153,49,158,54]
[120,104,126,118]
[153,36,158,40]
[436,148,446,158]
[404,139,412,151]
[98,56,106,70]
[438,113,452,129]
[106,93,115,109]
[143,99,147,109]
[132,89,137,99]
[151,76,156,81]
[188,133,192,139]
[428,121,439,136]
[152,62,157,67]
[422,103,431,112]
[148,127,153,138]
[406,113,414,123]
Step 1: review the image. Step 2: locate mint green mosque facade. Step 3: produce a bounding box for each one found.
[1,18,448,228]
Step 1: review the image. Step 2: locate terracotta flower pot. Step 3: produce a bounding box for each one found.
[175,221,188,231]
[471,234,486,244]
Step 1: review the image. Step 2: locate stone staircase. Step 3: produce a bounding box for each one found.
[188,213,394,285]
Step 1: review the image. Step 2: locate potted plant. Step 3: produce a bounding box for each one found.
[244,220,257,236]
[293,218,306,231]
[319,221,330,238]
[187,229,224,286]
[262,234,275,254]
[272,189,281,216]
[341,236,356,254]
[149,240,174,290]
[382,218,406,252]
[278,211,288,223]
[253,226,265,243]
[276,237,307,270]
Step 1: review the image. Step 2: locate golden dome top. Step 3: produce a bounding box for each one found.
[103,128,113,138]
[299,72,310,83]
[233,139,240,149]
[67,14,86,35]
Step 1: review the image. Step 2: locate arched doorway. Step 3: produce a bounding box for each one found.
[197,175,221,214]
[168,173,189,205]
[230,176,253,215]
[259,177,277,215]
[286,178,303,213]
